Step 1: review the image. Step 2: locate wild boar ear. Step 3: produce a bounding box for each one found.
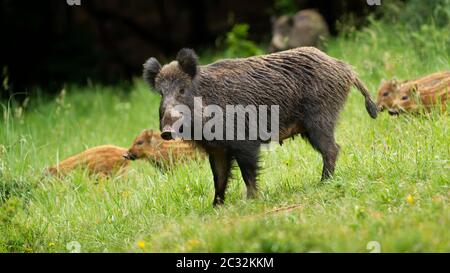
[391,78,398,88]
[176,48,198,78]
[139,130,149,143]
[144,129,152,137]
[144,131,151,142]
[143,57,161,88]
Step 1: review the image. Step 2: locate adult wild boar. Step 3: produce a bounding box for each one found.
[143,47,377,206]
[269,9,329,52]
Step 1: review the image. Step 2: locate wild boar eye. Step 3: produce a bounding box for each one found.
[383,92,389,97]
[136,140,144,145]
[401,95,409,100]
[179,88,185,95]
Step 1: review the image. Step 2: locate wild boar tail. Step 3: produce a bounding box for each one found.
[353,77,378,119]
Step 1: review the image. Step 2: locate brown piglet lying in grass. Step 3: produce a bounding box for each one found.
[48,129,203,177]
[377,71,450,115]
[47,145,129,177]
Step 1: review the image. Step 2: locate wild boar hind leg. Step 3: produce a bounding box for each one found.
[303,119,340,181]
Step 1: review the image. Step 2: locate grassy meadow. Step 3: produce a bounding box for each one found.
[0,19,449,252]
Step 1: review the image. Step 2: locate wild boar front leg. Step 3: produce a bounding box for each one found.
[234,143,260,199]
[209,150,232,206]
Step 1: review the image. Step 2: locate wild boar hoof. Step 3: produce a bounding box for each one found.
[247,189,257,199]
[213,197,224,207]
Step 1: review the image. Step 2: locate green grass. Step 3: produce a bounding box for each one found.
[1,21,449,253]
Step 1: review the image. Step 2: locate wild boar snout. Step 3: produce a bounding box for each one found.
[123,151,136,160]
[270,34,288,51]
[160,106,183,140]
[161,126,175,140]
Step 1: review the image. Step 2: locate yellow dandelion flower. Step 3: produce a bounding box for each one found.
[48,242,56,247]
[406,194,415,205]
[137,240,146,249]
[186,239,201,249]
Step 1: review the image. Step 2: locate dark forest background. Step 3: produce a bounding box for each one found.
[0,0,399,98]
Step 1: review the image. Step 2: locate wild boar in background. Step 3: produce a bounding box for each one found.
[269,9,329,52]
[143,47,377,206]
